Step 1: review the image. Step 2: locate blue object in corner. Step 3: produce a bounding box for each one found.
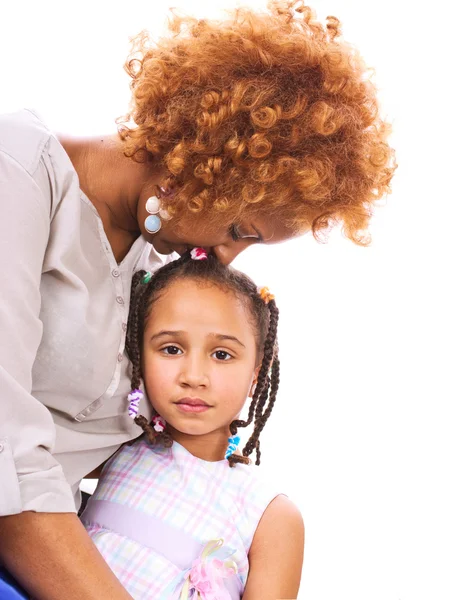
[0,569,29,599]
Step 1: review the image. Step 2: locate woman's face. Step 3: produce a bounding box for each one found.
[139,202,302,265]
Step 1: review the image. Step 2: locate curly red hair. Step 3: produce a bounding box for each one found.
[118,0,396,245]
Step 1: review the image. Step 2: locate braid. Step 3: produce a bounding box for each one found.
[126,270,149,390]
[249,355,280,465]
[227,453,250,468]
[255,440,261,466]
[239,299,280,465]
[227,291,272,452]
[134,414,173,448]
[127,271,175,447]
[129,270,146,311]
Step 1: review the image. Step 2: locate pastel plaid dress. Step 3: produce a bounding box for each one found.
[81,438,280,599]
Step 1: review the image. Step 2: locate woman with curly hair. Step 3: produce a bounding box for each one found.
[0,1,395,598]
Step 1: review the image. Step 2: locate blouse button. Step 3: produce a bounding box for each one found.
[117,353,123,362]
[0,442,4,453]
[122,323,127,332]
[112,269,120,278]
[116,296,124,305]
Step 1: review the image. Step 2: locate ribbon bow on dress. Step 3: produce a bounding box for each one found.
[164,539,238,600]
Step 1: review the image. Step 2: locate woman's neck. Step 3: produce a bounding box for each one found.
[58,132,161,262]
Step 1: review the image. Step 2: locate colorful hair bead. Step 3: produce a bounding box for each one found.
[127,389,143,418]
[152,415,166,432]
[190,247,208,260]
[225,434,241,459]
[258,286,275,304]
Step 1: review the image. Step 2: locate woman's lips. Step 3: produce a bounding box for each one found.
[175,398,211,413]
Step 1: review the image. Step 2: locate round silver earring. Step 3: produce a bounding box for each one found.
[146,196,161,214]
[144,196,162,234]
[145,214,161,234]
[144,195,171,234]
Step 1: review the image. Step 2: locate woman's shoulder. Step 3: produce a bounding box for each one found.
[0,109,53,176]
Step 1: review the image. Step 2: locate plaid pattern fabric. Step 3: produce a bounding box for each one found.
[83,438,280,599]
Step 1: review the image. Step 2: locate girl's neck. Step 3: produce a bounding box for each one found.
[170,427,231,463]
[58,133,162,262]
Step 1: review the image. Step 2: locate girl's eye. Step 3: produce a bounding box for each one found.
[212,350,233,361]
[162,346,183,356]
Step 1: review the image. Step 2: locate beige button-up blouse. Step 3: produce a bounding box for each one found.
[0,109,171,515]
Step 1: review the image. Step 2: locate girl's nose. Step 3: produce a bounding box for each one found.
[178,356,209,389]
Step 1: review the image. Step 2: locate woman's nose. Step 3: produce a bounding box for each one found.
[212,239,253,265]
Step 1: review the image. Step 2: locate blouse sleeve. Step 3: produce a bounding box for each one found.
[0,148,76,515]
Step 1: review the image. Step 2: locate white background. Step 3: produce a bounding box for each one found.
[1,1,457,598]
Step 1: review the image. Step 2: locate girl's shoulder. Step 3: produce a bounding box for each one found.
[241,495,304,599]
[95,437,171,482]
[223,461,286,546]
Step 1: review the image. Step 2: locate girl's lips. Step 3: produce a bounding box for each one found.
[175,403,210,413]
[175,398,211,413]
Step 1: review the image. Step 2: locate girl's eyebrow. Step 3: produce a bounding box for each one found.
[149,330,184,342]
[209,333,246,348]
[149,330,245,348]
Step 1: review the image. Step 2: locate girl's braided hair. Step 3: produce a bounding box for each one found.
[126,251,279,467]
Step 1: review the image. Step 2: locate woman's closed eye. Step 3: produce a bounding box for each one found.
[229,224,262,243]
[229,224,241,242]
[161,345,183,356]
[212,350,233,361]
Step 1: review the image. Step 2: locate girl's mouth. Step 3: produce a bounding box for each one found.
[175,397,211,413]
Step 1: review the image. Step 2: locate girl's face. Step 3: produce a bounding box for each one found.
[142,278,260,459]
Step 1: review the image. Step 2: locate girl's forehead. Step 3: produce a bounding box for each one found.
[152,278,243,315]
[146,278,256,335]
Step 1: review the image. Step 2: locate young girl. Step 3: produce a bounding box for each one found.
[81,248,304,599]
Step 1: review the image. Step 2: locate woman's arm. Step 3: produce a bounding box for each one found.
[242,495,305,600]
[0,127,130,598]
[0,512,133,600]
[0,146,77,516]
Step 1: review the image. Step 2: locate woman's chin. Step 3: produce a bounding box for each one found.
[149,237,178,256]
